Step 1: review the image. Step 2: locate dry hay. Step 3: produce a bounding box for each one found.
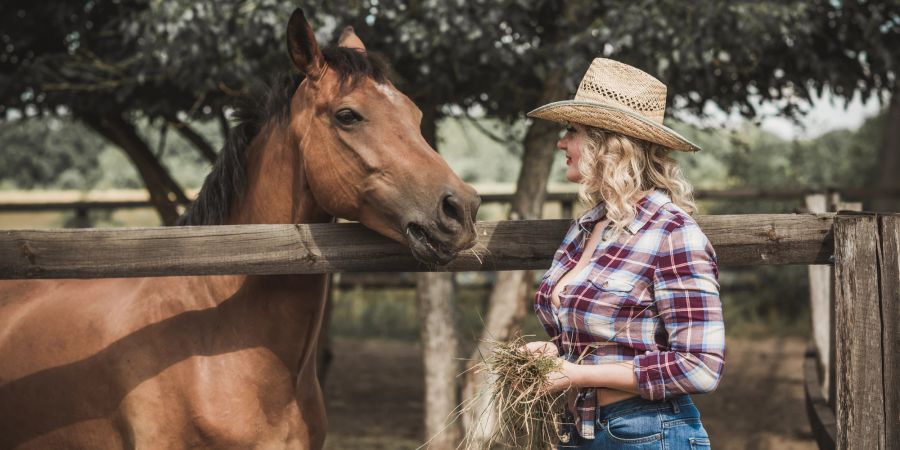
[461,336,570,449]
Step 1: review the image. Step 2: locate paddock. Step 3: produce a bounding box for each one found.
[1,209,897,449]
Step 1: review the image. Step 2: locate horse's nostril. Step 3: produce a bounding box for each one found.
[442,194,463,225]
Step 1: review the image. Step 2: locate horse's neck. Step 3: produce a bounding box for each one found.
[230,122,331,225]
[217,121,331,372]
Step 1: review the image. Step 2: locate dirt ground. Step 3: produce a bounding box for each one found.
[323,336,816,449]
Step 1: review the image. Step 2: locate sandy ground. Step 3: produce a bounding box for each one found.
[323,336,816,449]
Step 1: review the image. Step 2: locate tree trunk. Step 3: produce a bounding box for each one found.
[416,102,462,449]
[81,112,188,225]
[509,74,568,222]
[168,116,218,164]
[461,70,567,446]
[875,87,900,212]
[417,272,461,449]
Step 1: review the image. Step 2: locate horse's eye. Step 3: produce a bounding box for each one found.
[335,108,362,125]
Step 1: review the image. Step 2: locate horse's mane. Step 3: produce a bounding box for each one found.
[177,47,388,226]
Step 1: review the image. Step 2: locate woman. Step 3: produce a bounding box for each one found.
[525,58,724,449]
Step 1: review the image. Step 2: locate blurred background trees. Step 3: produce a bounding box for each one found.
[2,0,896,208]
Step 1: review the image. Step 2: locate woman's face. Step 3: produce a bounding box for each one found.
[557,123,585,183]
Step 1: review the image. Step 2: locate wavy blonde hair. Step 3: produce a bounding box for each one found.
[577,126,696,236]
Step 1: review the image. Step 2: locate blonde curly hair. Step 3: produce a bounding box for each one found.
[577,126,696,236]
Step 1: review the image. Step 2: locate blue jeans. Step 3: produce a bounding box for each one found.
[558,395,711,449]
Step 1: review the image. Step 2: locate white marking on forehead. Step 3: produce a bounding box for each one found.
[375,83,399,102]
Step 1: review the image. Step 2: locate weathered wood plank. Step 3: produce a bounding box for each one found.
[833,215,886,450]
[0,214,835,279]
[804,345,836,450]
[878,215,900,448]
[691,214,834,265]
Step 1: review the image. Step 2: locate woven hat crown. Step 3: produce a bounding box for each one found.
[526,57,700,151]
[575,58,668,124]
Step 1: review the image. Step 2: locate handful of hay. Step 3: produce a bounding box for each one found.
[464,336,570,449]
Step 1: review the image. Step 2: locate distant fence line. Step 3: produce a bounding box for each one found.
[1,187,899,214]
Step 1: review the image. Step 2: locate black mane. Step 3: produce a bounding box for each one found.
[177,47,388,226]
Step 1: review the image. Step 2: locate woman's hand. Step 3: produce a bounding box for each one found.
[544,359,583,393]
[521,341,585,393]
[523,341,559,358]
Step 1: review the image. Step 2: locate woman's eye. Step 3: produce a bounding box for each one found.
[335,108,362,125]
[566,126,576,134]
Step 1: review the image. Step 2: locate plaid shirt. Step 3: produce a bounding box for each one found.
[534,190,724,439]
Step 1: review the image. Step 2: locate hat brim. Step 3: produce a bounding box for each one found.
[527,100,701,152]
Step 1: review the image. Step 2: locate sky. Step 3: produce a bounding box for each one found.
[692,91,885,141]
[758,92,883,140]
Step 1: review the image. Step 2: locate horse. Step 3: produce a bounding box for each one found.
[0,9,480,449]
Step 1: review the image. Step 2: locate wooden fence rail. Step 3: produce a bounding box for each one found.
[0,213,835,279]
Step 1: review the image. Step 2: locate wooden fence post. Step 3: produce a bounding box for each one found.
[560,199,573,219]
[805,193,832,401]
[833,214,886,449]
[878,214,900,449]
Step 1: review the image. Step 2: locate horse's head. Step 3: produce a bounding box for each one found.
[285,10,480,265]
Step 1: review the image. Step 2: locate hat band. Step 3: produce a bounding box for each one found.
[570,95,665,125]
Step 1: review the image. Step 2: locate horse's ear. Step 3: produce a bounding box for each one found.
[338,26,366,51]
[286,9,324,78]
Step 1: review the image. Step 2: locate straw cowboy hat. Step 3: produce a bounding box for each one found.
[527,58,701,152]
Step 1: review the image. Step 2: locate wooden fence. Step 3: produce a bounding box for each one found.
[1,214,833,278]
[0,213,897,449]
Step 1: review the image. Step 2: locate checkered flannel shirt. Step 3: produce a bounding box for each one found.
[534,190,725,439]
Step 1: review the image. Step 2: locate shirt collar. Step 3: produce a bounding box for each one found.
[576,202,606,231]
[577,190,672,235]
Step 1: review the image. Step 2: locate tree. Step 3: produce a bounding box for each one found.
[2,1,179,223]
[592,1,898,207]
[0,1,324,223]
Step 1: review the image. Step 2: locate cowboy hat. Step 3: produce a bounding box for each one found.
[527,58,700,152]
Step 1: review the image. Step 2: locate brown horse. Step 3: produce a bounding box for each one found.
[0,9,479,449]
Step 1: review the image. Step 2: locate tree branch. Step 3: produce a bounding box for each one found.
[79,111,188,225]
[167,115,217,164]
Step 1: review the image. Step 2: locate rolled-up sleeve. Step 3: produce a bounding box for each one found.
[632,221,725,401]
